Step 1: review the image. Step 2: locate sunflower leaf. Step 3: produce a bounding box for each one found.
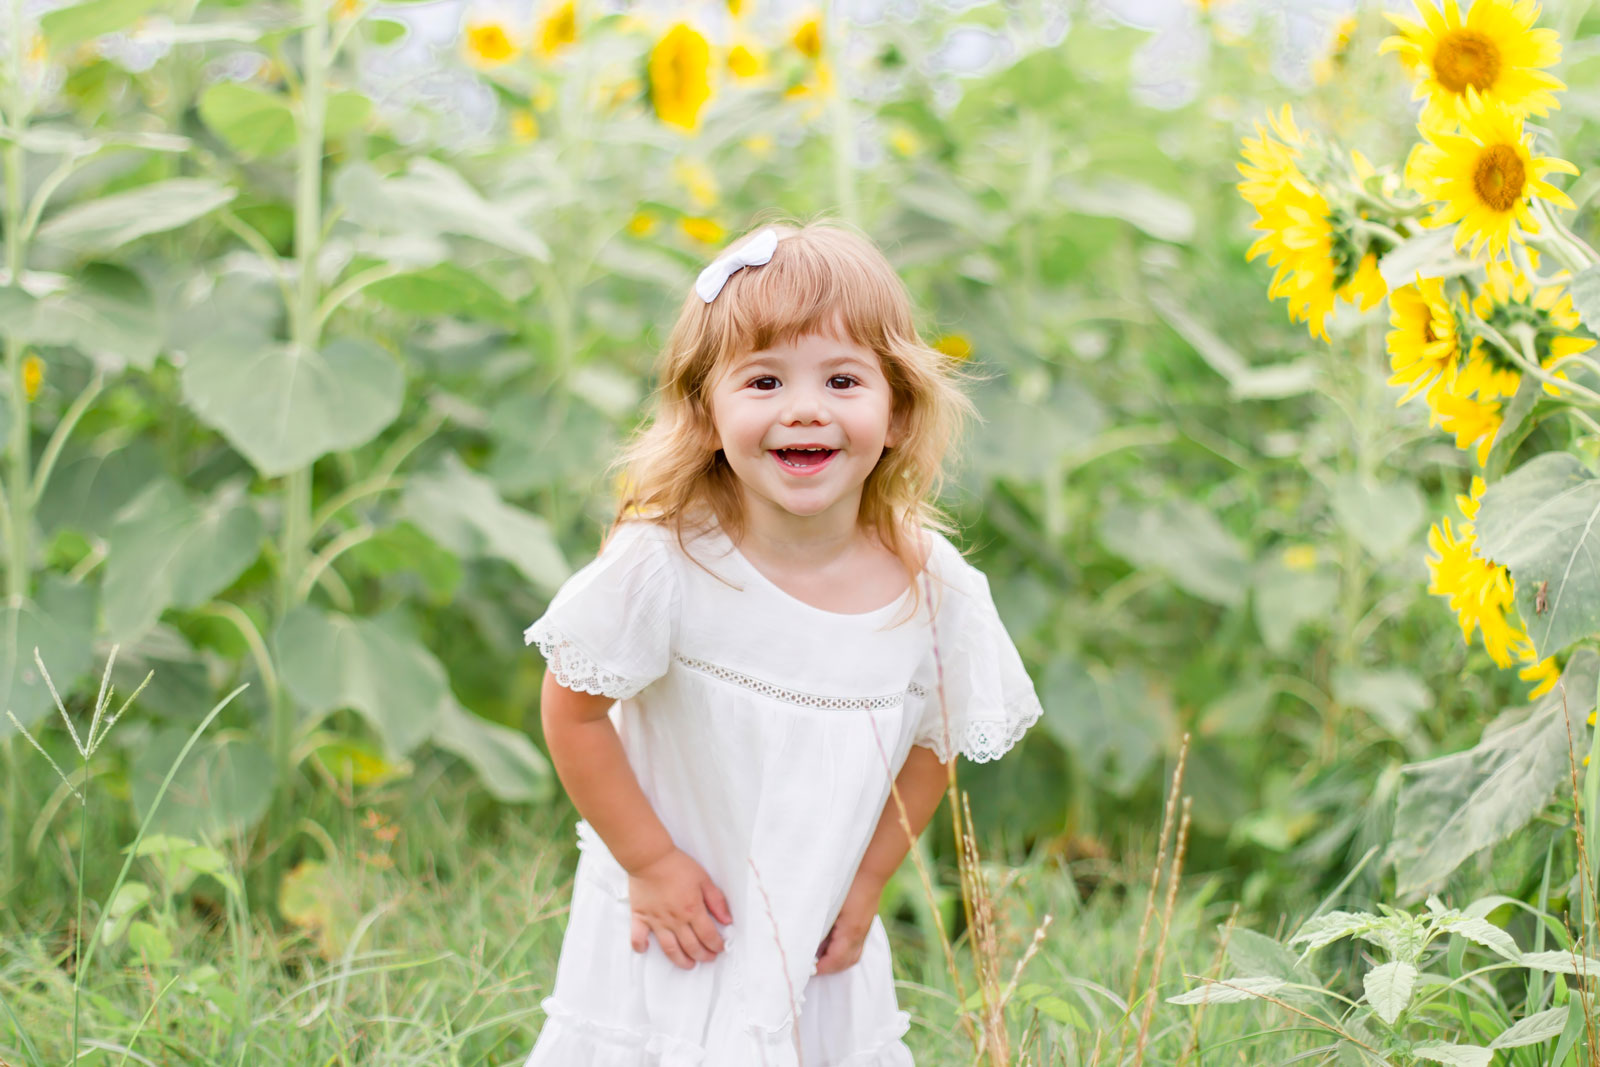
[1570,265,1600,337]
[1476,452,1600,658]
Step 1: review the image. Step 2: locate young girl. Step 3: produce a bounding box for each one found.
[523,218,1043,1065]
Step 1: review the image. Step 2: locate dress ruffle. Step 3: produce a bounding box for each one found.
[914,691,1044,764]
[524,997,914,1067]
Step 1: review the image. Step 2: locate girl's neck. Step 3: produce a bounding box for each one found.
[732,489,870,570]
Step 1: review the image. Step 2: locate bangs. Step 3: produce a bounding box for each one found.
[699,225,916,372]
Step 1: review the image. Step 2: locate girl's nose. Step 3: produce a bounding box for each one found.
[780,388,828,424]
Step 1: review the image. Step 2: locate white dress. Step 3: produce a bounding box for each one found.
[522,518,1042,1067]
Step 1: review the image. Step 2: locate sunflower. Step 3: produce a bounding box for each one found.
[728,42,766,79]
[1519,647,1560,698]
[1426,480,1523,667]
[463,17,520,67]
[679,216,724,244]
[535,0,577,58]
[1387,276,1461,402]
[649,23,713,131]
[1313,15,1359,87]
[1471,258,1596,396]
[22,353,43,401]
[1405,91,1577,261]
[1426,383,1502,465]
[1381,0,1564,128]
[791,15,823,60]
[1237,106,1386,342]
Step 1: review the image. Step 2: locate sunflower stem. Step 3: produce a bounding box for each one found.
[1485,322,1600,409]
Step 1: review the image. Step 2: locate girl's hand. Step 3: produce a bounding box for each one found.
[814,879,882,975]
[627,847,733,970]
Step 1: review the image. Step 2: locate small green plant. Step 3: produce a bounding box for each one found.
[1170,890,1597,1065]
[4,645,245,1066]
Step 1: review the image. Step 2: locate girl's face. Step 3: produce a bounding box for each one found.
[707,325,900,532]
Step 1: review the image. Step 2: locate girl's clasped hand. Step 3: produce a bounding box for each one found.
[626,846,733,969]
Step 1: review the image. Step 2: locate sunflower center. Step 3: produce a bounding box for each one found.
[1473,144,1526,212]
[1434,29,1501,94]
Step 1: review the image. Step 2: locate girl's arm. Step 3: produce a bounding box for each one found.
[541,670,733,969]
[815,744,949,974]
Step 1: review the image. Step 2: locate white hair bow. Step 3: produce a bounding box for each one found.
[695,227,780,303]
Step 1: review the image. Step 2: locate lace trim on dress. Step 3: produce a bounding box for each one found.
[674,653,928,711]
[915,690,1044,764]
[525,620,649,701]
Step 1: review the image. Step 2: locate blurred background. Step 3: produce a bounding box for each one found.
[3,0,1599,1061]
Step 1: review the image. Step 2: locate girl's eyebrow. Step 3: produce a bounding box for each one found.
[734,353,874,372]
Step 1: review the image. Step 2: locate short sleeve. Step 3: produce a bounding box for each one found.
[524,522,678,700]
[913,549,1043,764]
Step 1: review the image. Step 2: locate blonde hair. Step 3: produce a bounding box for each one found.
[609,214,979,624]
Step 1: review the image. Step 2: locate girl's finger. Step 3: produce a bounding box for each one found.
[703,881,733,925]
[630,915,649,954]
[655,927,693,970]
[688,911,725,956]
[675,922,717,963]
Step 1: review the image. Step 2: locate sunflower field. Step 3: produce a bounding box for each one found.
[4,0,1600,1062]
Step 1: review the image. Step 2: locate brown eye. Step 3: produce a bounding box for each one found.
[750,376,779,390]
[828,375,859,389]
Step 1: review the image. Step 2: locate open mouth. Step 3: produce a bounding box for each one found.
[771,448,838,473]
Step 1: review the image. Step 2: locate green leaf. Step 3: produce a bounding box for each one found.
[1057,178,1194,242]
[325,91,373,139]
[1435,915,1520,961]
[1363,961,1416,1026]
[1475,453,1600,658]
[401,454,570,595]
[102,480,263,644]
[332,160,550,261]
[362,262,519,327]
[431,698,553,803]
[127,921,173,965]
[1569,265,1600,336]
[180,332,404,477]
[36,438,165,539]
[41,262,165,372]
[1521,950,1600,974]
[971,387,1104,481]
[36,178,235,253]
[1031,994,1087,1027]
[0,575,97,735]
[1330,475,1425,559]
[274,606,449,758]
[1288,911,1381,952]
[1166,977,1286,1005]
[0,286,40,340]
[1391,651,1598,898]
[1411,1043,1491,1067]
[343,521,461,603]
[1332,668,1432,738]
[40,0,167,49]
[198,83,295,158]
[98,882,151,945]
[371,18,407,45]
[1252,555,1338,653]
[1041,657,1174,795]
[1489,1005,1569,1049]
[130,730,275,839]
[1226,928,1314,983]
[1098,499,1249,607]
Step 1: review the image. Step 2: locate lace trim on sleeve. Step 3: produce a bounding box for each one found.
[914,690,1043,764]
[524,619,650,700]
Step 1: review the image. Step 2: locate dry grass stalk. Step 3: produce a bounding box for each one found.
[1117,732,1191,1065]
[1134,797,1190,1065]
[748,858,804,1067]
[1557,678,1598,1055]
[1176,901,1241,1067]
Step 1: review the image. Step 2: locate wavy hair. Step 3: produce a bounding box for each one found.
[608,214,979,625]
